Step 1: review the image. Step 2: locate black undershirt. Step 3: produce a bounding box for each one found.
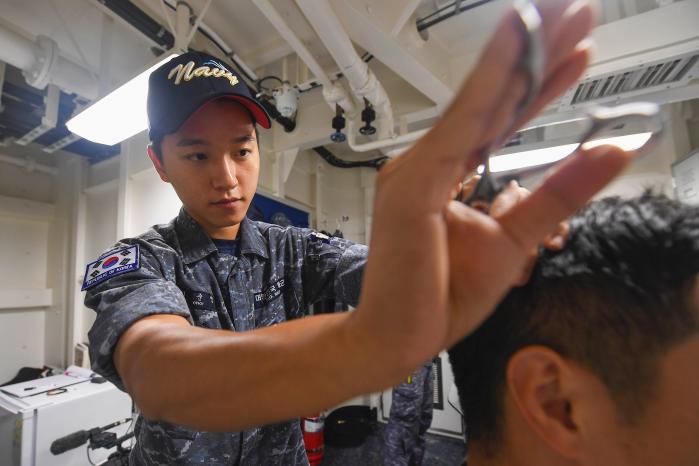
[211,238,239,256]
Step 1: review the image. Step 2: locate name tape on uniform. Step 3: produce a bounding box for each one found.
[254,278,286,309]
[309,232,331,243]
[82,245,140,291]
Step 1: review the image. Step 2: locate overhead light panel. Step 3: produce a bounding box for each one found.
[66,54,179,146]
[489,132,653,173]
[490,143,579,173]
[581,132,652,151]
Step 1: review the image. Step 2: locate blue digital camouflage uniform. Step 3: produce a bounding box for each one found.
[383,362,434,466]
[84,208,367,465]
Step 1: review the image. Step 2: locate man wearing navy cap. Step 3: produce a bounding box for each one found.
[85,51,370,464]
[82,1,636,464]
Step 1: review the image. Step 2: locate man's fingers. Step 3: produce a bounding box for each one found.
[489,181,535,285]
[446,8,524,129]
[477,73,529,148]
[423,0,594,169]
[499,0,594,138]
[489,180,529,218]
[496,0,594,149]
[385,0,597,210]
[507,44,591,142]
[423,7,525,167]
[497,145,632,251]
[460,175,481,201]
[539,0,597,76]
[481,40,591,154]
[399,6,528,204]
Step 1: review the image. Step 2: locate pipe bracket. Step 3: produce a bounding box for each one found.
[23,35,59,90]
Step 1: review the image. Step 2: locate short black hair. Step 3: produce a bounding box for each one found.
[448,192,699,457]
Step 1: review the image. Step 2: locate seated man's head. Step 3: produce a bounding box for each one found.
[449,193,699,466]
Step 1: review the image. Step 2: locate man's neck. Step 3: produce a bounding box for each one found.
[466,430,576,466]
[207,224,240,240]
[468,447,509,466]
[184,209,242,240]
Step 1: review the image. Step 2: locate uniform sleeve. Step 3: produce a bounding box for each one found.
[83,240,192,391]
[301,232,368,308]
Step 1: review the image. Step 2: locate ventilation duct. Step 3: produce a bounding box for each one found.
[549,0,699,116]
[563,51,699,107]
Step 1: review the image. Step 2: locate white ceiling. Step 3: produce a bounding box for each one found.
[1,0,696,162]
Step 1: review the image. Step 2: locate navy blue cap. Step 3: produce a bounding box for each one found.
[147,51,271,140]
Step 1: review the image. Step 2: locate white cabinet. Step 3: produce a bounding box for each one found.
[0,373,132,466]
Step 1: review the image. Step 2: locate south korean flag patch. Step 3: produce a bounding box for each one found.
[81,245,140,291]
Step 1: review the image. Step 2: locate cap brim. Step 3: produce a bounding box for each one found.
[220,94,272,129]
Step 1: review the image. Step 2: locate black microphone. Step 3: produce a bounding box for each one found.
[50,418,131,455]
[50,430,90,454]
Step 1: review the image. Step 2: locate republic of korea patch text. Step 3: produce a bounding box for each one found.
[81,245,140,291]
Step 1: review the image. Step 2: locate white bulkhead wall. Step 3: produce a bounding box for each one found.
[0,154,75,382]
[0,165,53,382]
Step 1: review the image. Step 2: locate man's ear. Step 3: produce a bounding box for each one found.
[506,346,583,459]
[147,145,170,183]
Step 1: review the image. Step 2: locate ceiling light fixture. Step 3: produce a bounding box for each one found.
[489,132,653,173]
[66,53,179,146]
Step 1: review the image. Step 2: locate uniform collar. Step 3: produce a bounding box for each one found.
[238,216,269,259]
[174,208,268,265]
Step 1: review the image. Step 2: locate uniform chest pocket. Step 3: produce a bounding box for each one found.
[254,277,301,322]
[184,290,222,329]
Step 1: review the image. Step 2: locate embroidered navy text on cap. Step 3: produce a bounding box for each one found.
[147,51,271,140]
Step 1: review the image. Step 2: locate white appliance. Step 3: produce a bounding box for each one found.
[0,368,133,466]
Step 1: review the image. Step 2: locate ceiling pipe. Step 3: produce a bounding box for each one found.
[89,0,174,50]
[347,120,429,152]
[296,0,394,138]
[252,0,356,117]
[0,26,35,70]
[94,0,259,84]
[161,0,259,81]
[173,1,191,51]
[0,25,98,99]
[184,0,213,48]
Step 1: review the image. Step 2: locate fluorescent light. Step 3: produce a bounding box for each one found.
[66,54,179,145]
[490,143,578,173]
[489,132,653,173]
[520,116,586,131]
[582,132,652,151]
